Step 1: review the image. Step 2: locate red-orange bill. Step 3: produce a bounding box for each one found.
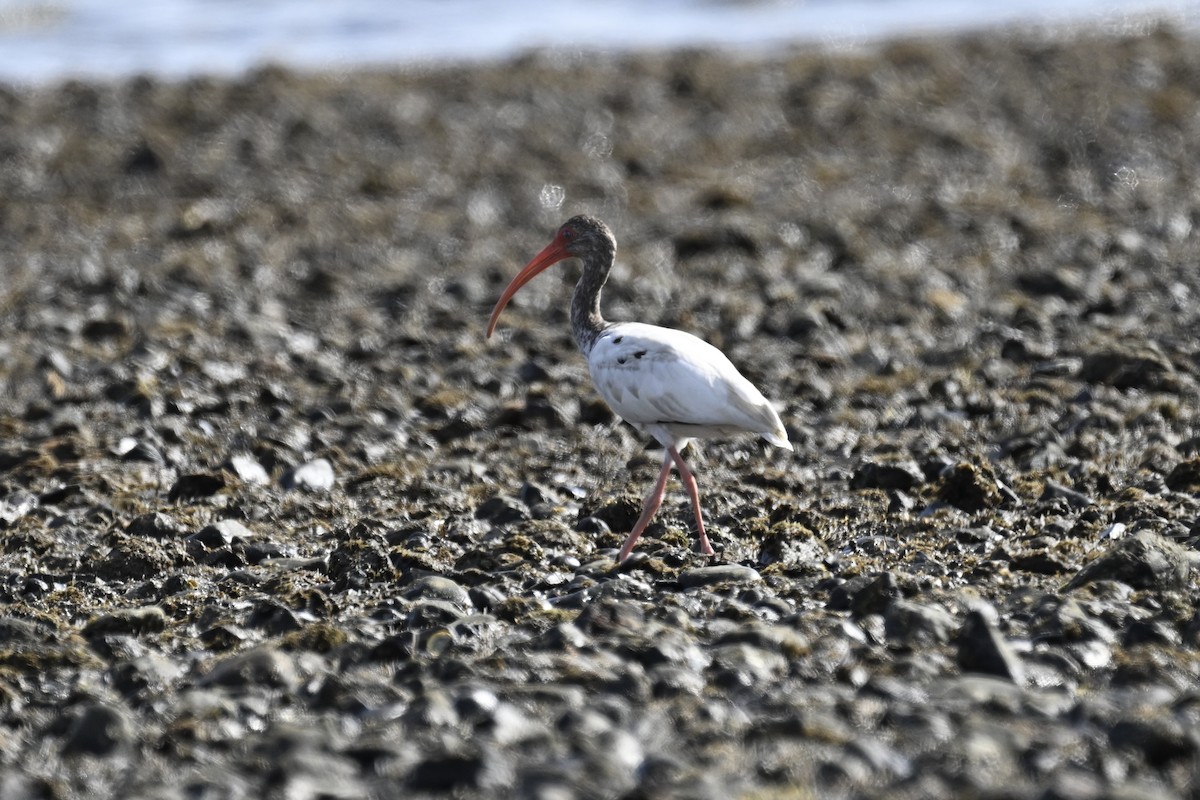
[485,235,569,338]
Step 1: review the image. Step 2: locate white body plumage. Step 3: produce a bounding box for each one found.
[587,322,792,452]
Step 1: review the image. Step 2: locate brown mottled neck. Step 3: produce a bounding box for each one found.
[568,219,616,356]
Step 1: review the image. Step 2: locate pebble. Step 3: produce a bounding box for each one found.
[228,453,271,485]
[677,564,762,588]
[0,492,38,525]
[403,575,473,608]
[282,458,336,491]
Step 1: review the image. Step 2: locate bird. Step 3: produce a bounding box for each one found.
[486,215,791,561]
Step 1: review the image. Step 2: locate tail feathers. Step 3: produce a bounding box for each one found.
[762,427,793,451]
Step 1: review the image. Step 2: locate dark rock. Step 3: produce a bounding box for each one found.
[1026,596,1117,663]
[954,526,1002,545]
[126,512,183,538]
[956,606,1025,683]
[673,226,759,260]
[1121,618,1181,648]
[1010,551,1072,575]
[578,397,616,425]
[468,584,507,610]
[475,494,530,525]
[101,534,186,580]
[884,599,956,646]
[850,459,925,491]
[199,647,299,690]
[1016,266,1089,300]
[123,140,163,173]
[406,600,467,629]
[108,654,184,699]
[246,600,304,634]
[578,495,643,536]
[575,516,612,536]
[38,483,84,505]
[62,702,132,756]
[576,597,646,635]
[709,642,786,688]
[518,481,552,507]
[0,616,51,644]
[1164,457,1200,493]
[1039,480,1095,507]
[825,575,873,612]
[517,360,551,382]
[167,473,226,501]
[887,490,915,513]
[1065,531,1194,592]
[1080,346,1177,391]
[409,751,508,792]
[935,461,1007,511]
[493,395,571,430]
[1109,716,1198,766]
[850,572,901,618]
[83,606,167,638]
[82,316,131,342]
[189,519,251,549]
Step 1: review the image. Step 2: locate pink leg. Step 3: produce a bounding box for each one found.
[617,452,673,561]
[668,445,713,555]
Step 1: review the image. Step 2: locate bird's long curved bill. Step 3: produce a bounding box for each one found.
[485,237,568,338]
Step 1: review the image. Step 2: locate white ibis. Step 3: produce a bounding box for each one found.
[486,215,791,561]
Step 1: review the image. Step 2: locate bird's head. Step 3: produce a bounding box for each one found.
[555,215,614,259]
[486,216,615,338]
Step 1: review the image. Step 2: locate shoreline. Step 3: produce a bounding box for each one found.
[0,8,1190,89]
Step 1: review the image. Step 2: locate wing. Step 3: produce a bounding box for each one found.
[587,322,789,446]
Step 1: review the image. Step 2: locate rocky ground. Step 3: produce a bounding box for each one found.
[2,19,1200,800]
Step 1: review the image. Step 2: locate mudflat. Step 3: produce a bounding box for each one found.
[1,22,1199,799]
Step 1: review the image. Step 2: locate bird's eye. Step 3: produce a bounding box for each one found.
[561,227,574,241]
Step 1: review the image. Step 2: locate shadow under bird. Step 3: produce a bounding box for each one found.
[486,215,791,561]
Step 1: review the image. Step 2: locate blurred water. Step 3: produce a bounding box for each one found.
[0,0,1194,84]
